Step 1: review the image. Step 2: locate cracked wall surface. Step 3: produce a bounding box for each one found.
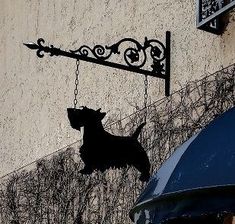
[0,0,235,177]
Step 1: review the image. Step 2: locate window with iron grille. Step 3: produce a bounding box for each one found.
[197,0,235,34]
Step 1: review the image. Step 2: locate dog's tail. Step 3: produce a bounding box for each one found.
[132,122,146,139]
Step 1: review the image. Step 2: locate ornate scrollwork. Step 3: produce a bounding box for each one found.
[24,38,60,58]
[71,45,112,60]
[24,36,168,75]
[24,38,45,58]
[24,32,171,95]
[123,47,146,68]
[145,38,166,74]
[70,37,167,75]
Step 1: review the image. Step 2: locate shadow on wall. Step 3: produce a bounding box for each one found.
[0,64,234,224]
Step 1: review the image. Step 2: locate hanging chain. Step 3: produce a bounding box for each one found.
[143,74,148,122]
[74,59,80,109]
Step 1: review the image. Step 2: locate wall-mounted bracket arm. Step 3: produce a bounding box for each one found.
[24,31,171,96]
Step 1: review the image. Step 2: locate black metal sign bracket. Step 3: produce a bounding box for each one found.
[24,31,171,96]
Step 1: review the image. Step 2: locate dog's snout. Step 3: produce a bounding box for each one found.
[67,107,82,131]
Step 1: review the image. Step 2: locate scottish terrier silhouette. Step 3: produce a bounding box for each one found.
[67,107,150,182]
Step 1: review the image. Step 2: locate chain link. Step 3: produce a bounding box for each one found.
[143,74,148,122]
[74,59,80,109]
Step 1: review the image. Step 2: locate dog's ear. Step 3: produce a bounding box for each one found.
[99,112,106,120]
[96,108,106,119]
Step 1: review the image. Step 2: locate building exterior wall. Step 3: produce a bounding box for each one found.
[0,0,235,177]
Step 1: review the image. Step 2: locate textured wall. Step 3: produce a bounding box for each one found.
[0,0,235,177]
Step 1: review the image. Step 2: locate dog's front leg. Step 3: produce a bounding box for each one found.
[79,145,94,175]
[80,166,93,175]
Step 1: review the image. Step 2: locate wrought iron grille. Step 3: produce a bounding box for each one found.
[197,0,235,34]
[0,64,235,224]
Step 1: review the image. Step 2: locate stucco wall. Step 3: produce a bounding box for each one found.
[0,0,235,177]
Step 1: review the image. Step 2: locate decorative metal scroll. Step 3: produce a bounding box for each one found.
[24,32,171,96]
[197,0,235,34]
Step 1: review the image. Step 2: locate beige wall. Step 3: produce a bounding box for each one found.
[0,0,235,177]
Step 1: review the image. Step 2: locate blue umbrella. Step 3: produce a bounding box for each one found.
[130,106,235,224]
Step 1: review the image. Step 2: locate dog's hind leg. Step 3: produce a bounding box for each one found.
[135,165,150,182]
[132,156,150,182]
[80,165,93,175]
[139,170,150,182]
[79,145,94,174]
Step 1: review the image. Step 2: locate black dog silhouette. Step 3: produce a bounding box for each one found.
[67,107,150,182]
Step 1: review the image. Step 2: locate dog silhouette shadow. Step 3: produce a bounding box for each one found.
[67,107,150,182]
